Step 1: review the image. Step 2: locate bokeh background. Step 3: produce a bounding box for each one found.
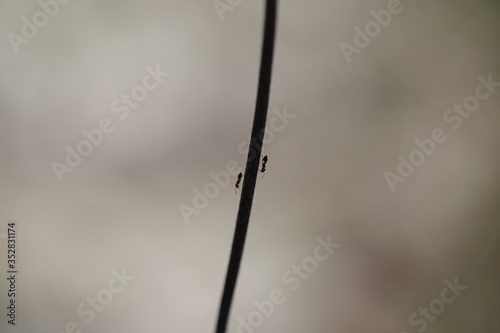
[1,0,500,332]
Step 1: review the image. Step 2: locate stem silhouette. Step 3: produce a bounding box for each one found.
[215,1,278,332]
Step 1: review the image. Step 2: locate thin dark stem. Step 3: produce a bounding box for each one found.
[215,1,278,332]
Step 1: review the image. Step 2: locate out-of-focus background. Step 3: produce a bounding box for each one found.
[1,0,499,332]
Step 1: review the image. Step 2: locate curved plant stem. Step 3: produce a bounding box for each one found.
[215,1,278,332]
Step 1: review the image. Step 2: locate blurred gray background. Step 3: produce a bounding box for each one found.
[1,0,500,332]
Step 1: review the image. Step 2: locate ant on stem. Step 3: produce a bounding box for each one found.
[235,155,268,194]
[235,172,243,194]
[260,155,268,178]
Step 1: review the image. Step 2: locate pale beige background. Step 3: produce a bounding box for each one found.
[0,1,499,332]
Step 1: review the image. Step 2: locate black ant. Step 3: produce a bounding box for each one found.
[235,172,243,194]
[260,155,268,178]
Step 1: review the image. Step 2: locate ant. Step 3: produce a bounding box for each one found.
[235,172,243,194]
[260,155,268,178]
